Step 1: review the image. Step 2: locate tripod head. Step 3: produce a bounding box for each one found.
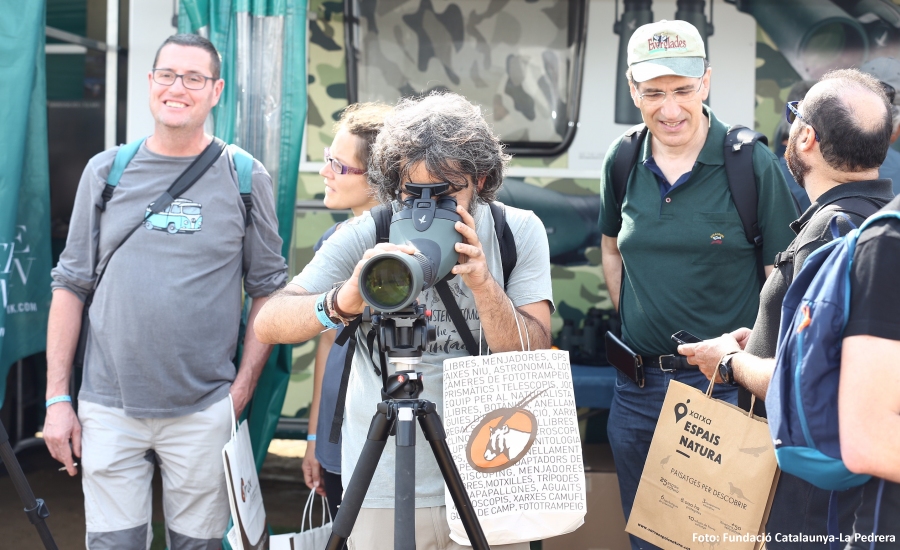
[364,301,436,400]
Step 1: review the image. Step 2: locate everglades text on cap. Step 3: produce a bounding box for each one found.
[627,20,707,83]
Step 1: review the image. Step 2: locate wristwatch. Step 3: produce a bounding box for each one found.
[718,352,740,385]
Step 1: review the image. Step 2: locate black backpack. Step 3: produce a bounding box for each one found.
[611,123,771,286]
[327,201,518,443]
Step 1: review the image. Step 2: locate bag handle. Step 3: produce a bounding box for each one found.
[706,362,756,419]
[300,491,332,531]
[228,393,237,437]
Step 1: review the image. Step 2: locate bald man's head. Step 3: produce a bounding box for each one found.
[802,69,892,173]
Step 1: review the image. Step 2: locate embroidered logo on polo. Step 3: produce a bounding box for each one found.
[710,233,724,245]
[647,33,688,54]
[143,198,203,235]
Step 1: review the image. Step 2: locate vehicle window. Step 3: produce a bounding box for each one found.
[171,205,181,214]
[345,0,587,156]
[183,206,201,215]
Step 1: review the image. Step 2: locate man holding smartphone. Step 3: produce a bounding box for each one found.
[598,20,797,550]
[677,69,896,548]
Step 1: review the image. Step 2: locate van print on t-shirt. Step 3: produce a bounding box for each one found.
[143,198,203,234]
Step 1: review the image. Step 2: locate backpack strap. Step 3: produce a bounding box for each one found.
[229,145,255,226]
[723,125,768,287]
[99,138,146,211]
[611,124,648,229]
[489,201,518,285]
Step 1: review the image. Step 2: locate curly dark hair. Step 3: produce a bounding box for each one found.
[368,92,510,205]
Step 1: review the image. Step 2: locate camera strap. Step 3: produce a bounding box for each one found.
[73,138,227,369]
[435,279,480,357]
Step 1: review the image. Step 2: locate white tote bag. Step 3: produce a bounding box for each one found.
[223,398,269,550]
[269,492,333,550]
[442,313,585,545]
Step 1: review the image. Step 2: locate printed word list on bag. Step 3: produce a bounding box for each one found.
[443,350,586,545]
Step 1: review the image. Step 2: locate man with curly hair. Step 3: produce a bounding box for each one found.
[255,92,553,549]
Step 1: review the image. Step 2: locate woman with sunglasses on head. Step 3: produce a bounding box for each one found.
[303,102,392,522]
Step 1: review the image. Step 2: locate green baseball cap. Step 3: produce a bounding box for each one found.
[627,20,707,83]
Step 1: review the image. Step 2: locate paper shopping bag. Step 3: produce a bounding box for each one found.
[626,379,779,550]
[269,492,334,550]
[223,411,269,550]
[442,349,586,545]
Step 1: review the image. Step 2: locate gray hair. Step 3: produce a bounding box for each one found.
[368,92,510,204]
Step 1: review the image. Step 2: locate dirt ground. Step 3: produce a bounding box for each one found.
[0,440,316,549]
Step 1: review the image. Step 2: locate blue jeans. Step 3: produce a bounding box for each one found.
[607,366,739,550]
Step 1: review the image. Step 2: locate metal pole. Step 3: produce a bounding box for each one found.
[16,360,24,442]
[0,420,60,549]
[105,0,119,150]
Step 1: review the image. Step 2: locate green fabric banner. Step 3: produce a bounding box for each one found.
[0,1,52,409]
[179,0,307,471]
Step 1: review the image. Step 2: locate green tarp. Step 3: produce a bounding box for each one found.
[179,0,307,472]
[0,1,52,409]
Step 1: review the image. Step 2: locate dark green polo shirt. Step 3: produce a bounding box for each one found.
[599,107,797,355]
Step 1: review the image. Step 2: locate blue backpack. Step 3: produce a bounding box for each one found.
[768,211,900,491]
[100,137,255,223]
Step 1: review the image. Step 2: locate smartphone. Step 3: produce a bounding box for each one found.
[605,332,644,388]
[671,330,702,346]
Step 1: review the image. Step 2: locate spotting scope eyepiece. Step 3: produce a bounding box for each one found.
[358,183,462,313]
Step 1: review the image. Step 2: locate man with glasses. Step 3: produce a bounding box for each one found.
[679,69,895,547]
[598,19,797,550]
[44,34,287,549]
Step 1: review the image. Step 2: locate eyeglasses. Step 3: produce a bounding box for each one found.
[152,69,216,90]
[784,101,820,142]
[324,148,366,175]
[636,80,704,105]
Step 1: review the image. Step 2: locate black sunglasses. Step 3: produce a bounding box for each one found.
[784,101,820,142]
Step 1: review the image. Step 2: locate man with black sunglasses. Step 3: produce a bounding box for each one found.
[679,68,895,548]
[44,34,287,549]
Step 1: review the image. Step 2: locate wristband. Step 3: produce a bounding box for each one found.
[46,395,72,408]
[327,283,360,326]
[307,434,317,442]
[315,292,341,330]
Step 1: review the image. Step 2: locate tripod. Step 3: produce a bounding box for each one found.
[0,418,59,549]
[325,306,490,550]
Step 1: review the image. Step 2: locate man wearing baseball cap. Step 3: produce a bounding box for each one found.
[598,20,796,550]
[860,56,900,196]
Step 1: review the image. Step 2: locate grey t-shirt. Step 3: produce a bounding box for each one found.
[51,141,287,418]
[290,201,554,508]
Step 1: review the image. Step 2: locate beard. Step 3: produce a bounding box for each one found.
[467,185,480,217]
[784,130,811,189]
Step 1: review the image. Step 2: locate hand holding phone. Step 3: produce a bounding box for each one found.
[671,330,702,346]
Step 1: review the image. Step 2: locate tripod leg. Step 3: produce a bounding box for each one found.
[418,403,491,550]
[326,403,393,550]
[0,420,60,550]
[395,404,416,550]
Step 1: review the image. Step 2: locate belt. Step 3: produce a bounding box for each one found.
[637,354,697,373]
